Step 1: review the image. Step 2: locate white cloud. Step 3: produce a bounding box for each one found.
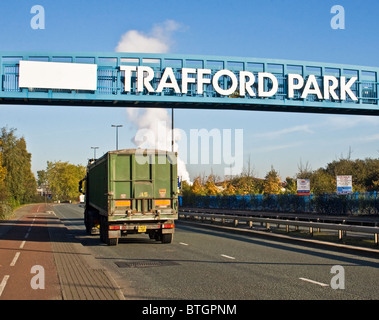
[115,20,181,53]
[355,133,379,142]
[323,115,379,130]
[252,125,314,140]
[254,142,303,153]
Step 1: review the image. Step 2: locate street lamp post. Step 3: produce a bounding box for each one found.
[111,124,123,151]
[172,108,174,152]
[91,146,99,160]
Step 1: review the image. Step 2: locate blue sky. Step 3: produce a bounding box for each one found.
[1,0,379,181]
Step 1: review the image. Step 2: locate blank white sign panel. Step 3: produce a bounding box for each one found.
[19,60,98,91]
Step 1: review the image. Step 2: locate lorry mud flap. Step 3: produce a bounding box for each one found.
[107,231,119,246]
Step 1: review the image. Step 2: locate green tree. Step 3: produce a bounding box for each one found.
[190,176,206,196]
[0,140,8,202]
[358,158,379,191]
[321,158,379,192]
[263,166,282,195]
[284,177,297,194]
[37,170,47,187]
[227,175,264,195]
[204,175,220,196]
[222,181,236,196]
[180,180,192,197]
[310,168,335,194]
[46,161,86,202]
[296,160,313,180]
[0,127,36,206]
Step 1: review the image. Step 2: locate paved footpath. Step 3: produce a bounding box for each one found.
[0,204,124,300]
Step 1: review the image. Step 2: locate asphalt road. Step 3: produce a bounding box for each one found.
[52,204,379,300]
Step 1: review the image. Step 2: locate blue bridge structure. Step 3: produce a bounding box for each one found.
[0,51,378,115]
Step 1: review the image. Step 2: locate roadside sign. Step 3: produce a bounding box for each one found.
[336,175,352,194]
[297,179,310,195]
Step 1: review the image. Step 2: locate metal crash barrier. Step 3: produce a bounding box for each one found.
[179,211,379,245]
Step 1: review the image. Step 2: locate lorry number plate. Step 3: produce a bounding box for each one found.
[138,225,147,232]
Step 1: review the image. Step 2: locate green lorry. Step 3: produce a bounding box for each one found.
[79,149,178,245]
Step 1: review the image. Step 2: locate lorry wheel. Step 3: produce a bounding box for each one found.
[100,215,118,246]
[84,213,91,234]
[84,210,90,234]
[100,215,107,244]
[85,209,95,235]
[99,216,104,242]
[107,238,118,246]
[161,234,173,244]
[85,207,100,235]
[154,233,161,241]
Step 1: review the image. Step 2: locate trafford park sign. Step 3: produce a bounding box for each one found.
[0,51,378,115]
[117,65,358,101]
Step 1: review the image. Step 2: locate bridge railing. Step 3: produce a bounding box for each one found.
[0,51,379,115]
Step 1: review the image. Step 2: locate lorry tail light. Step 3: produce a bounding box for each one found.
[162,223,175,229]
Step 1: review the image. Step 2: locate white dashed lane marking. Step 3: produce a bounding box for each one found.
[221,254,236,260]
[10,252,21,267]
[0,275,10,297]
[299,277,329,287]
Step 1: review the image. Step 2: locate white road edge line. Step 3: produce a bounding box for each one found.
[10,252,21,267]
[299,277,329,287]
[221,254,236,260]
[0,275,10,297]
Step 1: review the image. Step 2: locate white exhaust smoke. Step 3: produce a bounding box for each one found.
[126,107,191,184]
[117,21,190,183]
